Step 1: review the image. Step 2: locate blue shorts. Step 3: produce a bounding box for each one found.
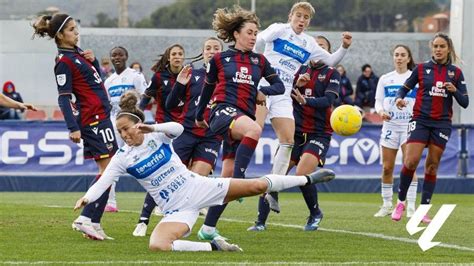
[173,131,221,167]
[406,120,451,150]
[221,138,240,161]
[209,104,246,138]
[81,119,118,160]
[291,132,330,166]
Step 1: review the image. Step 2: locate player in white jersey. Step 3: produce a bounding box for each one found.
[253,1,352,213]
[74,92,336,251]
[103,46,147,212]
[374,44,418,218]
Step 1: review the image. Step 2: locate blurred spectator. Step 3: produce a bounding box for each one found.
[334,64,354,106]
[355,64,378,110]
[130,61,147,80]
[100,57,114,79]
[129,61,154,122]
[0,81,24,119]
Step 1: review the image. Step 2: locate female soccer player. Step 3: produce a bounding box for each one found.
[194,5,286,240]
[254,1,352,212]
[32,14,118,240]
[392,33,469,223]
[74,92,335,252]
[104,46,148,212]
[374,45,418,218]
[249,36,339,231]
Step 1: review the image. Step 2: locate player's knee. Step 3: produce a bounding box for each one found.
[245,126,262,139]
[149,241,172,252]
[382,164,394,177]
[251,179,268,194]
[425,163,439,174]
[403,158,418,170]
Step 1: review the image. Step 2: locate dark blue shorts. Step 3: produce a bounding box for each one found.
[172,131,221,167]
[291,132,330,166]
[81,119,118,160]
[221,138,240,161]
[406,120,451,150]
[209,104,246,138]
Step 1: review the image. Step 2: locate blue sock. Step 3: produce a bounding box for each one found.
[421,174,437,204]
[82,174,109,221]
[398,165,415,202]
[299,183,320,217]
[256,195,271,225]
[138,193,157,224]
[233,137,258,178]
[204,203,228,227]
[90,188,110,223]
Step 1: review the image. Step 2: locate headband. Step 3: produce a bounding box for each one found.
[117,112,143,123]
[55,16,72,37]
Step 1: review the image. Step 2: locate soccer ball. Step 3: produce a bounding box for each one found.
[330,105,362,136]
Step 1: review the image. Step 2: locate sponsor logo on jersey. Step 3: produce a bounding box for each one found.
[273,38,310,64]
[150,166,175,186]
[205,148,218,157]
[277,58,297,72]
[232,66,254,85]
[429,82,448,97]
[108,85,134,98]
[127,143,172,179]
[309,139,325,150]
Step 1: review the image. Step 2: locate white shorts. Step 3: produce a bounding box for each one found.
[380,125,408,149]
[159,173,231,235]
[266,94,294,120]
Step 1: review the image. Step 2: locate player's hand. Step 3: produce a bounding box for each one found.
[81,49,96,62]
[74,197,89,211]
[395,98,407,110]
[19,103,37,111]
[341,32,352,49]
[378,110,391,121]
[69,130,81,143]
[134,123,154,133]
[256,91,266,106]
[444,82,457,93]
[291,88,306,105]
[195,119,209,129]
[295,73,310,88]
[177,65,192,85]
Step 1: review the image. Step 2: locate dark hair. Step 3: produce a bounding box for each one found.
[316,35,331,53]
[361,64,372,72]
[187,37,225,64]
[151,44,185,73]
[117,91,145,123]
[212,5,260,43]
[431,32,459,64]
[130,62,143,72]
[110,46,129,57]
[336,64,346,75]
[392,44,415,70]
[32,13,73,45]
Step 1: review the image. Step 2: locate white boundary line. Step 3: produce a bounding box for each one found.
[43,205,474,253]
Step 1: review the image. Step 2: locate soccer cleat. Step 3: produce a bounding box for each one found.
[199,208,208,216]
[247,223,266,232]
[92,224,114,240]
[306,169,335,184]
[211,238,243,252]
[406,206,416,218]
[374,205,393,217]
[132,222,148,237]
[197,228,228,241]
[264,193,280,213]
[104,205,119,212]
[304,211,324,231]
[421,215,432,224]
[391,202,406,221]
[72,219,104,241]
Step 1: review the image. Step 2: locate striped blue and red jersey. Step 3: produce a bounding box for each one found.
[196,47,284,120]
[293,63,340,134]
[54,47,111,131]
[166,66,215,138]
[144,69,183,123]
[398,59,469,127]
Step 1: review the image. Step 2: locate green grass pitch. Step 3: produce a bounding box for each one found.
[0,192,473,265]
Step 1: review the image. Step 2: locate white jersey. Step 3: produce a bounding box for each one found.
[104,67,147,119]
[375,70,417,129]
[256,23,347,95]
[84,132,190,210]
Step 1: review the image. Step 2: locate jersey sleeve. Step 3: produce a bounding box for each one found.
[83,155,125,203]
[326,70,341,97]
[54,61,73,95]
[308,39,347,67]
[205,56,218,84]
[374,74,386,113]
[258,23,283,43]
[144,73,159,98]
[134,72,148,95]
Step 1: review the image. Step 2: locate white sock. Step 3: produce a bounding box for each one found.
[272,144,293,175]
[381,183,393,207]
[107,182,117,206]
[264,174,307,193]
[407,181,418,209]
[172,240,212,251]
[201,225,216,234]
[75,215,91,223]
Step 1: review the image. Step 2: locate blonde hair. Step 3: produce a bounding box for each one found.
[212,5,260,43]
[289,1,315,18]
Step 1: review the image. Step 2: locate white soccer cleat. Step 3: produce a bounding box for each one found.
[374,205,393,217]
[199,207,208,216]
[133,222,148,237]
[211,238,243,252]
[72,218,104,241]
[406,206,416,218]
[154,207,163,216]
[92,223,114,240]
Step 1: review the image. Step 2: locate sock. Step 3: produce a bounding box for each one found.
[256,195,270,225]
[299,184,320,217]
[272,144,293,175]
[421,174,436,204]
[106,182,117,207]
[138,193,157,224]
[90,187,110,223]
[407,181,418,209]
[233,137,258,178]
[381,183,393,207]
[203,203,228,228]
[397,165,415,202]
[263,174,308,192]
[81,175,102,219]
[171,240,212,251]
[201,224,216,234]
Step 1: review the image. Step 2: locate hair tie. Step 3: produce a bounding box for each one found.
[117,112,142,123]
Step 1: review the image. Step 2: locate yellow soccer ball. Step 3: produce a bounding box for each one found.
[330,105,362,136]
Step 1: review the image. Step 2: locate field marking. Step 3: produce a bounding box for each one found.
[0,261,466,265]
[43,205,474,253]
